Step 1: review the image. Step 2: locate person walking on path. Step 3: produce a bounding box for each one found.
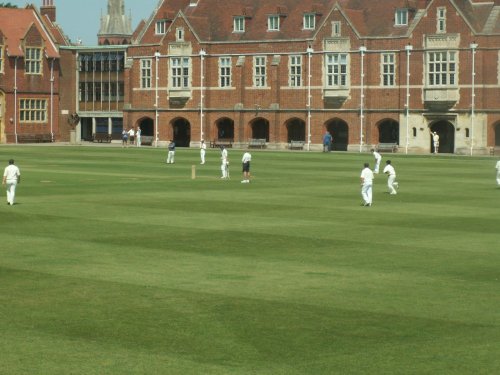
[323,131,332,152]
[121,129,128,147]
[360,162,374,206]
[3,159,21,206]
[166,140,175,164]
[127,127,135,146]
[200,140,207,164]
[371,148,382,174]
[241,151,252,183]
[383,160,398,195]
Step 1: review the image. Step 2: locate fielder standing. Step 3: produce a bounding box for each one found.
[3,159,21,206]
[496,160,500,187]
[200,140,206,165]
[371,148,382,174]
[241,151,252,183]
[383,160,398,195]
[220,145,229,179]
[166,140,175,164]
[360,162,373,206]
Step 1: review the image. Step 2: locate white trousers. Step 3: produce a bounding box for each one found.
[496,171,500,186]
[201,149,206,164]
[6,181,17,205]
[374,161,380,173]
[167,151,175,163]
[361,183,372,205]
[221,162,228,178]
[387,175,397,194]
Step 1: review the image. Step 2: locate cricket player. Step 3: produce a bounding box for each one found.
[3,159,21,205]
[383,160,398,195]
[360,162,374,206]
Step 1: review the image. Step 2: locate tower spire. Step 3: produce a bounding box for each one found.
[98,0,132,45]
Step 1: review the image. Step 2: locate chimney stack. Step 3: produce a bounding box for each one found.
[41,0,56,22]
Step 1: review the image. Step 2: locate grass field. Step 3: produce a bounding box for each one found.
[0,145,499,375]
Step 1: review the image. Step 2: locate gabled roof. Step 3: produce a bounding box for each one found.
[133,0,500,45]
[0,6,59,58]
[41,12,70,46]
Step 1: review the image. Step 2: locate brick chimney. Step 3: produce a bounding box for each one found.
[41,0,56,22]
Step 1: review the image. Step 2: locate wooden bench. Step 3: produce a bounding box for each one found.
[377,143,398,153]
[141,136,154,146]
[248,138,266,149]
[92,133,112,143]
[210,138,233,148]
[289,140,305,150]
[17,133,53,143]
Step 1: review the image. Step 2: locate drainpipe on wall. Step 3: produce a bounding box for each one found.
[50,58,54,142]
[405,44,413,155]
[359,46,367,153]
[14,56,18,144]
[154,51,161,148]
[199,49,206,143]
[470,42,478,156]
[307,46,313,151]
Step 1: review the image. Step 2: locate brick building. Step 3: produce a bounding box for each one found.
[122,0,500,153]
[2,0,500,154]
[0,0,68,143]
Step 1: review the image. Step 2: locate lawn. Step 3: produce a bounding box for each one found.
[0,145,499,375]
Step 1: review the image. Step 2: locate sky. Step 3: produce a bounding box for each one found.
[9,0,160,45]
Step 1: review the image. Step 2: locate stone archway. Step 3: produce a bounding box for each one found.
[138,117,154,136]
[215,117,234,140]
[171,118,191,147]
[285,118,305,142]
[377,119,399,144]
[430,120,455,154]
[494,122,500,147]
[250,117,269,141]
[325,118,349,151]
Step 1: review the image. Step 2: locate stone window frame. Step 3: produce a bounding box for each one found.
[19,98,47,123]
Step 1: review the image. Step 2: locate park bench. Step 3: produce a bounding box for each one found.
[289,140,305,150]
[210,138,233,148]
[92,133,112,143]
[377,143,398,153]
[141,136,154,145]
[248,138,266,149]
[17,133,53,143]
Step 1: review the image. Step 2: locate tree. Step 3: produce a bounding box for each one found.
[0,3,18,8]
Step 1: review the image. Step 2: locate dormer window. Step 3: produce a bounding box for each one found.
[25,47,42,74]
[303,13,315,30]
[395,9,408,26]
[155,20,167,35]
[437,7,446,33]
[268,15,280,31]
[176,27,184,42]
[233,16,245,33]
